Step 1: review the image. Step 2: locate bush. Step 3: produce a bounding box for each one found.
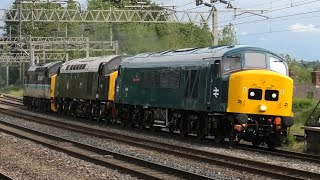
[293,98,318,124]
[292,98,317,112]
[284,134,296,146]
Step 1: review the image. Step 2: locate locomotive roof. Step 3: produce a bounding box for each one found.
[121,45,283,68]
[60,55,122,73]
[27,61,63,72]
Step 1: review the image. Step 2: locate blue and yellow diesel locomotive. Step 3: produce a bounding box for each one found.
[23,61,63,110]
[24,45,294,148]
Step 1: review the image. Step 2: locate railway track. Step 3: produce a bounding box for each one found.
[0,118,213,180]
[0,172,13,180]
[0,94,24,108]
[0,106,319,179]
[0,94,23,103]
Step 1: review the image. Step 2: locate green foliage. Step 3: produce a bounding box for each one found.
[282,54,312,84]
[0,84,24,97]
[114,23,211,54]
[218,24,237,45]
[283,134,296,146]
[292,98,318,124]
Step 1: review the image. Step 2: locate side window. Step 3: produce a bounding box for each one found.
[184,70,199,98]
[223,54,241,72]
[244,52,266,68]
[213,60,221,78]
[269,57,287,75]
[34,74,38,84]
[159,69,180,89]
[26,75,30,84]
[142,71,160,88]
[107,58,122,73]
[99,64,105,76]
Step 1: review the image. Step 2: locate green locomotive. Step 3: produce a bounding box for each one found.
[54,55,124,120]
[115,45,294,148]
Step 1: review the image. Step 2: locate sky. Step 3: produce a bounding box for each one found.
[1,0,320,61]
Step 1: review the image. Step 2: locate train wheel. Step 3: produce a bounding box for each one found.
[267,141,275,149]
[168,125,174,133]
[252,138,261,148]
[197,129,205,140]
[97,109,102,123]
[67,102,72,117]
[180,120,188,137]
[197,113,207,140]
[214,132,224,144]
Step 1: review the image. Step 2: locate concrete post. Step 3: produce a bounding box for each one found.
[86,37,90,58]
[30,44,35,66]
[212,10,218,46]
[6,65,9,87]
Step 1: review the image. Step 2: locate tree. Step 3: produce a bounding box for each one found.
[218,23,237,45]
[281,54,312,84]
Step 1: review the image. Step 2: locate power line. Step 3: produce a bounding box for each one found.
[219,9,320,28]
[175,1,194,9]
[245,0,289,9]
[220,0,320,25]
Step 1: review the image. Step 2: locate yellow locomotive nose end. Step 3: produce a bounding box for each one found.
[260,105,267,112]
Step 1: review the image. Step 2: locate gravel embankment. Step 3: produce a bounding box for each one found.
[1,105,320,179]
[0,132,135,180]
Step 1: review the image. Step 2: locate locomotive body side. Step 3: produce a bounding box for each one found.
[23,61,62,110]
[116,61,211,111]
[114,45,294,148]
[53,55,123,119]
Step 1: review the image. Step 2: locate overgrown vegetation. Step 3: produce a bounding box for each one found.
[0,84,23,97]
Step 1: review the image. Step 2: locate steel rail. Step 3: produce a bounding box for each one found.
[0,172,13,180]
[0,119,214,180]
[237,144,320,164]
[0,98,24,108]
[1,94,23,103]
[0,107,318,179]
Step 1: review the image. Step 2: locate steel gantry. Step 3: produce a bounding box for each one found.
[0,1,212,87]
[1,8,210,24]
[0,36,118,54]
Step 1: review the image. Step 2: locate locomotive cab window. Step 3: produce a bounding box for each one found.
[269,57,287,75]
[99,64,106,76]
[223,54,241,73]
[213,60,221,78]
[244,52,266,68]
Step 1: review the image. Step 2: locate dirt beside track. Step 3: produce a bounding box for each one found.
[0,132,135,180]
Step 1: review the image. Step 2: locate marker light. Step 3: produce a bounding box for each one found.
[260,105,267,112]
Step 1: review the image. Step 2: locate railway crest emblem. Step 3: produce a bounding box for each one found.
[213,87,219,98]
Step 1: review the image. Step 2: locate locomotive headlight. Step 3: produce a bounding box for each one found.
[250,92,255,97]
[260,105,267,112]
[272,93,277,99]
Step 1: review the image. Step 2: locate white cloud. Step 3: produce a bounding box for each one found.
[239,31,248,36]
[289,23,319,33]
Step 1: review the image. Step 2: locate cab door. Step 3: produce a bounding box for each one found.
[207,60,224,112]
[97,64,109,101]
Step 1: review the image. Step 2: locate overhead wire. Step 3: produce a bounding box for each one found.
[175,1,195,9]
[218,9,320,28]
[219,0,320,24]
